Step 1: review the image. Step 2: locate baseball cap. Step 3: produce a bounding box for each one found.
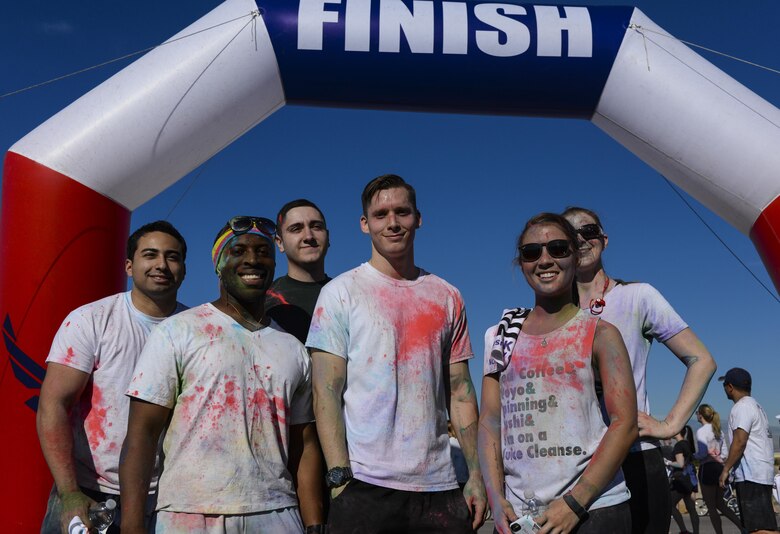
[717,367,752,390]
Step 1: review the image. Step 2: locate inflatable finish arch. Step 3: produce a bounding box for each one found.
[2,0,779,526]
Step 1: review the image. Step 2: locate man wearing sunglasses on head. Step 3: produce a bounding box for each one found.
[563,207,716,534]
[267,199,331,344]
[308,174,487,533]
[37,220,187,534]
[120,216,324,534]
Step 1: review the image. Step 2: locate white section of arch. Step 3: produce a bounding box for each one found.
[592,8,780,234]
[10,0,283,210]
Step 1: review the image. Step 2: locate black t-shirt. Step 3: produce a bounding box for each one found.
[266,275,330,343]
[672,440,693,472]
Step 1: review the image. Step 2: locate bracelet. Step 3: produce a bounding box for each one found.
[562,493,589,521]
[305,525,326,534]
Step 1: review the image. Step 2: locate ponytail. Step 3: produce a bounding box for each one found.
[711,412,722,440]
[698,404,722,440]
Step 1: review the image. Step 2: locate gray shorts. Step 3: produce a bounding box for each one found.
[153,506,303,534]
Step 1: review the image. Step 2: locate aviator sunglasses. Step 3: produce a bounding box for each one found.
[518,239,572,262]
[228,216,276,237]
[577,223,603,240]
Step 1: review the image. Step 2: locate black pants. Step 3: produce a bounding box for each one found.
[329,478,473,534]
[622,449,671,534]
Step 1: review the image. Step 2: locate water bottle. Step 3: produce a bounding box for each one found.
[88,498,117,531]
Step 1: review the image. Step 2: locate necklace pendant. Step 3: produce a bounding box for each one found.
[541,338,548,347]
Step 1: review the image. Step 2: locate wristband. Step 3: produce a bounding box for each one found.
[562,493,589,521]
[305,525,326,534]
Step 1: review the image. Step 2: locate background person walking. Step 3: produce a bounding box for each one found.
[695,404,744,534]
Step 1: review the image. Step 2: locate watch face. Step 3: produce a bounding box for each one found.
[327,467,352,488]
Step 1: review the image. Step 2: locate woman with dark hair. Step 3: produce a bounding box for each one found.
[479,213,638,534]
[668,425,700,534]
[562,207,717,534]
[695,404,744,534]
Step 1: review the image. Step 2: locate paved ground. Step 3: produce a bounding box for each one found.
[477,512,780,533]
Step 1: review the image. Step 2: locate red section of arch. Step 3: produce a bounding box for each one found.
[750,194,780,295]
[0,152,129,530]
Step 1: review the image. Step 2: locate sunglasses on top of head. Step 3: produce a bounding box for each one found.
[577,224,603,241]
[227,216,276,237]
[518,239,572,262]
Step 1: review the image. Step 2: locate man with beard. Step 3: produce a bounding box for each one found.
[120,216,323,534]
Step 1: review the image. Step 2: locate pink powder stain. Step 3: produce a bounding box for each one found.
[273,396,287,426]
[84,384,108,450]
[63,347,76,365]
[396,303,446,363]
[266,289,290,306]
[224,380,239,410]
[65,321,71,327]
[203,323,223,340]
[167,511,205,529]
[129,390,139,396]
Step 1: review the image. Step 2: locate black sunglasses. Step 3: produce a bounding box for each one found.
[228,216,276,237]
[518,239,572,262]
[577,224,603,241]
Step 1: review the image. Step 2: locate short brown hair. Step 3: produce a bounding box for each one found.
[361,174,419,216]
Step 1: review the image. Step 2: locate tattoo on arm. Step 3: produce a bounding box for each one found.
[680,355,699,368]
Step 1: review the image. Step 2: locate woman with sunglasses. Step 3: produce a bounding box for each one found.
[479,213,637,534]
[562,207,717,534]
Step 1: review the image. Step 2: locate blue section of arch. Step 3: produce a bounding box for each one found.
[3,315,43,411]
[260,1,633,118]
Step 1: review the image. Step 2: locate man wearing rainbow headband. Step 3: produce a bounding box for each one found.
[120,216,324,534]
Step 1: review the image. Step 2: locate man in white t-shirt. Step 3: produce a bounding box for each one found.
[308,174,487,533]
[120,216,324,534]
[37,221,188,533]
[719,367,778,533]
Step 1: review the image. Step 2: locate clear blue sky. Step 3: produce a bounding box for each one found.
[2,1,779,439]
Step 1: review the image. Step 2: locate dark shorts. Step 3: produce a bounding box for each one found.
[328,478,473,534]
[574,501,631,534]
[622,448,671,534]
[699,461,723,486]
[492,501,631,534]
[735,480,778,532]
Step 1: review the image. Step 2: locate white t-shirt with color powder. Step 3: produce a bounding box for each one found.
[727,396,775,485]
[306,263,473,492]
[599,283,687,451]
[46,291,184,494]
[127,303,313,514]
[484,309,629,512]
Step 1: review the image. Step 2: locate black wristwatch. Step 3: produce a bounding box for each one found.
[325,466,353,488]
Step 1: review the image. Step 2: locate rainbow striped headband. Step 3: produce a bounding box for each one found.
[211,217,276,271]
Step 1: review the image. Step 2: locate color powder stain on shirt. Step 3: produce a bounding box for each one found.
[224,380,239,411]
[395,301,446,363]
[64,347,76,365]
[266,289,290,306]
[84,384,108,450]
[203,323,223,340]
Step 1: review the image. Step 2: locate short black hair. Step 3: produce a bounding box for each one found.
[276,199,326,232]
[361,174,418,216]
[127,220,187,260]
